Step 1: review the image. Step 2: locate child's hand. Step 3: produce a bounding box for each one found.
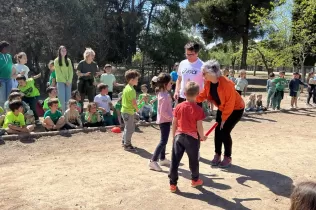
[200,136,207,141]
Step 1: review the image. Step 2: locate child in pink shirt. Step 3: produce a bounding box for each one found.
[148,73,173,172]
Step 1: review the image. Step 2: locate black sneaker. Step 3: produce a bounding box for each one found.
[124,145,137,151]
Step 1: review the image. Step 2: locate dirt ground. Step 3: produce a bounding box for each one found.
[1,93,316,210]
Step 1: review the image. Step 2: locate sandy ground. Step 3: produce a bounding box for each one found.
[1,91,316,210]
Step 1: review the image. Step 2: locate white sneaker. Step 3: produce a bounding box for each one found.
[149,161,162,172]
[159,159,171,166]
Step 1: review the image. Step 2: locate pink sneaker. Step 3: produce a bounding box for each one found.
[211,154,221,166]
[219,156,232,168]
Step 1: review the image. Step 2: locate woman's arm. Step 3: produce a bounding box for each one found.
[196,82,209,103]
[68,59,74,84]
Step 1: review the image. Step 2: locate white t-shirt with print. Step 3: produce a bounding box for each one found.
[14,64,30,78]
[94,94,111,112]
[177,58,204,99]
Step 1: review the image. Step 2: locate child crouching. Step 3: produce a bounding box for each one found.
[43,98,65,131]
[3,100,35,134]
[84,102,103,127]
[64,99,83,129]
[168,81,207,193]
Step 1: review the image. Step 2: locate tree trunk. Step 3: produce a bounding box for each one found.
[240,9,250,69]
[301,58,306,82]
[254,60,257,76]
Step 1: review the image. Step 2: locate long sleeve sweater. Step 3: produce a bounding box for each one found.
[54,57,73,83]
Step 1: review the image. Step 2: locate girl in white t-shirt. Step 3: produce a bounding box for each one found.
[12,52,30,88]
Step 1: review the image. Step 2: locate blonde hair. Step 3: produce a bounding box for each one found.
[185,81,200,97]
[83,48,95,60]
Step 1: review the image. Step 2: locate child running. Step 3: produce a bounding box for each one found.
[168,81,207,193]
[148,73,173,172]
[121,70,140,151]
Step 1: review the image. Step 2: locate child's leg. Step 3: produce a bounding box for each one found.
[122,113,135,146]
[43,117,55,130]
[103,114,114,126]
[291,97,295,107]
[168,135,186,186]
[6,128,21,134]
[55,116,65,130]
[151,122,171,161]
[294,97,298,107]
[184,135,200,181]
[24,97,39,120]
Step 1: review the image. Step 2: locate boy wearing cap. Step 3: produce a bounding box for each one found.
[100,64,124,100]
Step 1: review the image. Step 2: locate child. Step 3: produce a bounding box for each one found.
[138,94,154,122]
[16,75,41,123]
[245,94,256,112]
[84,102,103,127]
[149,73,173,171]
[138,84,149,103]
[306,71,316,106]
[150,87,159,120]
[168,81,207,193]
[235,70,248,97]
[222,68,229,77]
[43,87,62,111]
[71,90,82,113]
[113,92,123,125]
[3,100,35,134]
[4,92,35,125]
[289,72,307,109]
[266,72,276,108]
[100,64,124,100]
[271,71,287,110]
[290,181,316,210]
[48,60,56,87]
[228,69,236,83]
[121,69,140,151]
[43,98,65,131]
[256,94,267,112]
[12,52,31,88]
[94,83,114,126]
[64,99,83,129]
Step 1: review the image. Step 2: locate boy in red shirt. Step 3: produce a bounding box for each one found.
[168,81,207,192]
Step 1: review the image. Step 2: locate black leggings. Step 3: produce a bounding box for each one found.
[215,109,244,157]
[307,85,316,104]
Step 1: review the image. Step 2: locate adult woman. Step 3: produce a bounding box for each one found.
[306,71,316,106]
[0,41,14,107]
[76,48,100,108]
[196,60,245,168]
[54,46,74,113]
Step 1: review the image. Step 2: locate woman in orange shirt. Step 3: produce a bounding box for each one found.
[197,60,245,168]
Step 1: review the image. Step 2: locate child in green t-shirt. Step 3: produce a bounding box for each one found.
[121,70,140,151]
[113,92,123,125]
[138,84,149,103]
[271,71,288,110]
[43,98,65,131]
[3,100,35,134]
[48,60,56,87]
[17,75,41,122]
[43,87,62,112]
[84,102,103,127]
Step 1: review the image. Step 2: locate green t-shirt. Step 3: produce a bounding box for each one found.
[84,112,99,123]
[121,84,136,115]
[3,112,25,128]
[49,71,56,85]
[0,106,4,114]
[44,110,62,123]
[272,77,288,91]
[113,102,122,119]
[0,53,13,78]
[18,78,40,97]
[100,74,116,92]
[43,98,62,110]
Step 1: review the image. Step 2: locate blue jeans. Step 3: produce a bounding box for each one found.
[151,122,171,161]
[57,82,72,113]
[0,78,12,107]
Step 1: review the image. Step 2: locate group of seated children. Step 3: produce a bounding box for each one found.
[245,94,267,113]
[136,84,158,123]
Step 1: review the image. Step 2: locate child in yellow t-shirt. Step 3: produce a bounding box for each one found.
[3,100,35,134]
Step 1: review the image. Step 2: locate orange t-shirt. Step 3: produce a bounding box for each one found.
[174,101,205,139]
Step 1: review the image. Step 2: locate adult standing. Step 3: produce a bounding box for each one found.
[54,46,74,113]
[170,62,179,93]
[0,41,14,107]
[76,48,100,108]
[196,60,245,168]
[174,42,204,104]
